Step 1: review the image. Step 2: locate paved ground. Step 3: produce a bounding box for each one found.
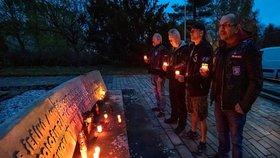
[0,75,280,158]
[103,75,280,158]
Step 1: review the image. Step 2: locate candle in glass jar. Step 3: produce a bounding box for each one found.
[97,125,102,133]
[201,63,209,71]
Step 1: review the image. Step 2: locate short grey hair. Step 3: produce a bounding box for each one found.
[168,28,181,39]
[223,13,239,24]
[153,33,162,43]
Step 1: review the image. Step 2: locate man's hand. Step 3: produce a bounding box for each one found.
[235,103,244,114]
[199,68,209,77]
[144,58,150,63]
[176,74,184,82]
[162,64,168,71]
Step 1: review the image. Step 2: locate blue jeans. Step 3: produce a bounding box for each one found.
[214,104,247,158]
[151,74,165,112]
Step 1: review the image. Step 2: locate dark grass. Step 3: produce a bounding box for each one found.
[0,65,147,76]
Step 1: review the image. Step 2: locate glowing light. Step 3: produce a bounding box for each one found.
[163,62,168,66]
[201,63,209,71]
[117,115,122,123]
[80,145,87,158]
[97,125,102,133]
[144,55,148,60]
[175,70,180,75]
[93,146,100,158]
[100,89,106,96]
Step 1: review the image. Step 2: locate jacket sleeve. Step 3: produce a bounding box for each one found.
[239,42,263,113]
[174,46,188,72]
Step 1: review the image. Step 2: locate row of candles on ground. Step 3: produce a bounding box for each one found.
[144,55,209,72]
[79,132,101,158]
[96,114,122,132]
[80,113,122,158]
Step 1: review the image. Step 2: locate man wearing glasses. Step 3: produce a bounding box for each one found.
[211,13,263,158]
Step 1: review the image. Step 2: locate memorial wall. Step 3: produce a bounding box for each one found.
[0,71,107,158]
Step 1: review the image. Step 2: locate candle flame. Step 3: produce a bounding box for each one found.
[97,125,102,133]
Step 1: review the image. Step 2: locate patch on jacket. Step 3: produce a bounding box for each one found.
[232,66,241,76]
[193,53,198,62]
[231,55,242,59]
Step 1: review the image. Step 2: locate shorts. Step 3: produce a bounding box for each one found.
[186,95,208,121]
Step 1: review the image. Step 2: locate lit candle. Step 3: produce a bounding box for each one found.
[80,145,87,158]
[144,55,148,60]
[97,125,102,133]
[100,90,106,96]
[201,63,209,71]
[93,153,98,158]
[104,113,108,123]
[117,115,122,123]
[93,146,100,158]
[163,62,168,66]
[86,117,92,134]
[104,114,108,119]
[175,70,180,76]
[95,104,100,115]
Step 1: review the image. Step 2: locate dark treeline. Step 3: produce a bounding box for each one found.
[0,0,279,67]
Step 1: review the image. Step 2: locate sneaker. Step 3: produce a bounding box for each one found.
[164,117,177,124]
[185,130,198,139]
[174,126,185,134]
[151,107,160,111]
[157,111,165,117]
[197,141,207,153]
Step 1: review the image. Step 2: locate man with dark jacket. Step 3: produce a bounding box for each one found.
[211,13,263,158]
[179,22,212,153]
[163,29,189,134]
[144,33,168,117]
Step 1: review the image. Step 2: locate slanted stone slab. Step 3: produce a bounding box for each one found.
[0,71,107,158]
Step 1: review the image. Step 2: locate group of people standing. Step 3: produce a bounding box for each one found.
[144,13,263,158]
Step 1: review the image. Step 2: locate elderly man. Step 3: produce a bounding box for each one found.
[144,33,168,117]
[163,29,189,134]
[211,13,263,158]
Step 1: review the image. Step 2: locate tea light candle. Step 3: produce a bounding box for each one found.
[97,125,102,133]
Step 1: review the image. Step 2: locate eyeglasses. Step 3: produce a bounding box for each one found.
[218,23,236,28]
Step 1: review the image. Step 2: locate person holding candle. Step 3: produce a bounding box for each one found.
[211,13,263,158]
[144,33,168,117]
[178,22,212,154]
[163,28,189,134]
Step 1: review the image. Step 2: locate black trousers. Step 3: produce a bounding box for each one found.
[169,77,187,127]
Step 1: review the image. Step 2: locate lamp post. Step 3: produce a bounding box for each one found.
[184,1,187,42]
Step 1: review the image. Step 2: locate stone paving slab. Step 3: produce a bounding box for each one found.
[0,75,279,157]
[103,74,280,158]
